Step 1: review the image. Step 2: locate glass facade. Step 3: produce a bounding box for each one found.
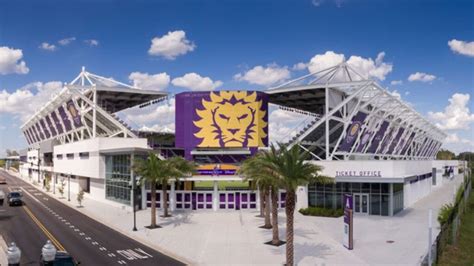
[308,182,402,216]
[105,154,131,204]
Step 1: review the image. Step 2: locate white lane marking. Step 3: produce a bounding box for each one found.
[65,222,70,225]
[20,187,41,203]
[108,253,115,257]
[79,232,85,236]
[43,197,48,201]
[85,237,91,240]
[34,193,42,196]
[99,247,107,251]
[116,249,153,260]
[117,260,127,265]
[92,241,99,245]
[74,229,80,232]
[69,225,75,229]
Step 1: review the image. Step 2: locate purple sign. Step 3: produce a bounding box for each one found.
[58,106,72,131]
[379,128,395,154]
[39,119,51,139]
[339,112,367,152]
[51,111,64,134]
[355,129,374,153]
[343,194,353,250]
[66,100,82,128]
[387,127,405,154]
[175,91,269,159]
[45,115,57,137]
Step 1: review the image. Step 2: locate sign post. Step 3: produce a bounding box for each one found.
[343,194,354,250]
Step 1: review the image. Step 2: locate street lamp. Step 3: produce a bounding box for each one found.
[129,177,140,231]
[68,173,71,202]
[7,242,21,266]
[41,240,57,265]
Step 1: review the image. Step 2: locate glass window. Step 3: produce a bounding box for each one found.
[342,183,350,193]
[381,195,389,216]
[393,183,403,193]
[370,194,381,215]
[105,154,131,205]
[324,192,335,209]
[371,183,381,194]
[316,192,324,208]
[335,193,343,209]
[361,183,370,193]
[381,183,389,194]
[351,183,361,193]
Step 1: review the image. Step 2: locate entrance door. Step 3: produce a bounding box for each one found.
[354,193,369,214]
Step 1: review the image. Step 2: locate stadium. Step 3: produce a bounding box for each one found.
[18,63,463,216]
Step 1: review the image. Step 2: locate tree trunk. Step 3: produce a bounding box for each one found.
[258,184,265,217]
[162,180,169,217]
[150,180,157,228]
[271,187,280,245]
[263,187,272,228]
[285,191,296,266]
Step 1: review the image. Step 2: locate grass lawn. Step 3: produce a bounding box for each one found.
[437,186,474,266]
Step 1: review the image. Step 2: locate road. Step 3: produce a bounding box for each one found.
[0,170,185,265]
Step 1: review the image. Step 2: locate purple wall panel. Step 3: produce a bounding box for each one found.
[66,100,82,128]
[387,127,405,154]
[45,115,57,137]
[58,106,72,131]
[39,119,51,139]
[367,121,389,153]
[339,111,368,152]
[35,123,45,140]
[51,111,64,134]
[400,132,415,155]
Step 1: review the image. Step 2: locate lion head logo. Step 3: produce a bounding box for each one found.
[193,91,267,148]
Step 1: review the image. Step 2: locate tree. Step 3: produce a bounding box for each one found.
[262,143,330,266]
[5,149,19,156]
[77,189,84,207]
[134,153,195,228]
[437,149,455,160]
[239,153,273,229]
[58,178,65,198]
[44,174,51,192]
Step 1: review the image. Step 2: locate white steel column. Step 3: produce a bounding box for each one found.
[92,86,97,138]
[325,87,330,159]
[213,181,218,211]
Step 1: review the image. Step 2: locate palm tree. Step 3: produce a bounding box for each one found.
[134,153,195,228]
[262,143,330,266]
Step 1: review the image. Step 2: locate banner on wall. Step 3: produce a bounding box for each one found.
[45,115,57,137]
[367,121,389,153]
[58,106,72,131]
[339,112,368,152]
[39,119,51,139]
[35,123,45,140]
[50,111,64,134]
[66,100,83,128]
[387,127,405,154]
[196,164,239,176]
[355,128,375,153]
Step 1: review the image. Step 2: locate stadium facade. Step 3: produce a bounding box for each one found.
[18,64,465,216]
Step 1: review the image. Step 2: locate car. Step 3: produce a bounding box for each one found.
[0,190,5,206]
[40,251,79,265]
[0,176,6,184]
[7,191,22,206]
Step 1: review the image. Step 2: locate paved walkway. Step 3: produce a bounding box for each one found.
[7,170,465,265]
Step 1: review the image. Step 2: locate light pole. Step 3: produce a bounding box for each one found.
[6,242,21,266]
[68,174,71,202]
[130,177,138,231]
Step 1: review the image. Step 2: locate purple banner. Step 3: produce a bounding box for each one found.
[58,106,72,131]
[23,131,31,145]
[51,111,64,134]
[400,132,415,155]
[31,126,40,142]
[66,100,82,128]
[175,91,269,159]
[339,112,367,152]
[39,119,51,139]
[367,121,389,153]
[35,123,45,140]
[379,128,395,154]
[387,127,404,154]
[45,115,57,137]
[355,128,375,153]
[28,128,37,143]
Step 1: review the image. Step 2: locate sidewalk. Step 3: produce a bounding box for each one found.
[8,171,364,265]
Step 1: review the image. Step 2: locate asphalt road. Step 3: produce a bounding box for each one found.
[0,170,185,266]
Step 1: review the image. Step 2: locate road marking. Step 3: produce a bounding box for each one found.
[22,206,66,251]
[117,260,127,265]
[92,241,99,246]
[74,229,80,232]
[85,237,91,240]
[20,187,41,203]
[79,232,85,236]
[116,248,153,261]
[99,247,107,251]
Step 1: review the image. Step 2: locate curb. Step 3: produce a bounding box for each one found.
[5,170,192,265]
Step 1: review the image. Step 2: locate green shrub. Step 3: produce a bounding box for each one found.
[299,207,344,217]
[438,203,454,225]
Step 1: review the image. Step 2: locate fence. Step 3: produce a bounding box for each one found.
[421,174,472,265]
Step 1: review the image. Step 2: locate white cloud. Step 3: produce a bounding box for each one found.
[58,37,76,46]
[148,30,196,60]
[140,123,175,133]
[268,106,308,143]
[121,98,175,130]
[128,72,170,91]
[39,42,57,51]
[311,0,324,6]
[234,64,290,86]
[443,133,474,153]
[84,39,99,46]
[292,62,308,71]
[0,46,30,75]
[429,93,474,130]
[0,81,63,121]
[305,51,393,81]
[391,80,403,85]
[408,72,436,82]
[390,90,401,100]
[448,39,474,57]
[172,73,222,91]
[405,91,410,96]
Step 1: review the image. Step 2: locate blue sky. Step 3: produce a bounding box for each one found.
[0,0,473,156]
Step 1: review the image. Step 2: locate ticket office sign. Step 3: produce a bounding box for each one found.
[343,194,354,250]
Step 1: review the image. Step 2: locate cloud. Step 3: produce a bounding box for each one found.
[39,42,57,51]
[448,39,474,57]
[0,46,30,75]
[234,64,290,86]
[140,123,175,133]
[305,51,393,81]
[148,30,196,60]
[0,81,63,121]
[292,62,308,71]
[268,107,308,143]
[311,0,324,7]
[443,133,474,153]
[84,39,99,46]
[128,72,170,91]
[408,72,436,82]
[391,80,403,85]
[390,90,401,100]
[172,73,222,91]
[58,37,76,46]
[428,93,474,130]
[121,98,176,130]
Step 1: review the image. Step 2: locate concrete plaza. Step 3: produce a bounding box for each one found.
[7,169,464,265]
